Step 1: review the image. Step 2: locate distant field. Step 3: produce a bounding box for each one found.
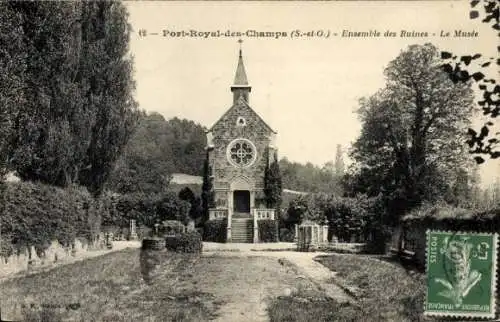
[170,173,203,185]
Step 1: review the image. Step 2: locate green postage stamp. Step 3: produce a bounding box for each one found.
[425,230,498,318]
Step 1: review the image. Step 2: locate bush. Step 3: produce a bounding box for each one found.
[110,193,161,227]
[203,218,227,242]
[0,235,15,259]
[109,191,193,228]
[279,228,295,242]
[1,181,94,256]
[258,219,278,242]
[142,237,166,250]
[165,231,202,253]
[362,225,392,254]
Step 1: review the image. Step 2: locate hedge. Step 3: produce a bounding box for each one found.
[142,237,166,250]
[165,231,202,253]
[0,181,96,257]
[258,219,278,242]
[107,192,191,228]
[203,218,227,242]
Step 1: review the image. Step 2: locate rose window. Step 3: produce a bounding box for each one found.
[227,139,257,167]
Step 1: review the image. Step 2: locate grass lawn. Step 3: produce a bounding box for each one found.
[268,253,433,322]
[0,248,309,321]
[0,249,220,321]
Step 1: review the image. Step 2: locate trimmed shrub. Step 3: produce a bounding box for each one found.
[203,218,227,242]
[142,237,166,250]
[165,231,202,253]
[1,181,94,256]
[258,219,278,242]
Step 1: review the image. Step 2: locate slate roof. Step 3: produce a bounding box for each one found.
[208,99,277,134]
[233,49,249,86]
[209,49,276,134]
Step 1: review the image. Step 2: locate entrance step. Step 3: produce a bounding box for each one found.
[231,219,253,243]
[232,212,251,218]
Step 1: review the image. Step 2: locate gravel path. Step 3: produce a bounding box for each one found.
[203,242,352,321]
[1,241,349,321]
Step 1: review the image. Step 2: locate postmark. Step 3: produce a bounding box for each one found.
[425,230,497,319]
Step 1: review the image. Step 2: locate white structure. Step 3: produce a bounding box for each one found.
[296,220,329,251]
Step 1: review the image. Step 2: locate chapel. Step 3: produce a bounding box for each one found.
[205,45,277,242]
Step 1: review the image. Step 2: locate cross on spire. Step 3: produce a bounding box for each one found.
[238,39,243,57]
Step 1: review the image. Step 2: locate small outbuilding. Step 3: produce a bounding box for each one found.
[296,220,329,251]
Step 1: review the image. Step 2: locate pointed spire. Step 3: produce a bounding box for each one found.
[233,40,249,85]
[231,39,251,104]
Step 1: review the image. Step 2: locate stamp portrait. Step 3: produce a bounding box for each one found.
[425,230,498,319]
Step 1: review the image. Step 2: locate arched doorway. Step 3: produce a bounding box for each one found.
[233,190,250,213]
[230,176,253,218]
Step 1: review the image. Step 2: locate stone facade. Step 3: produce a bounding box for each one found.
[209,101,276,204]
[206,48,277,242]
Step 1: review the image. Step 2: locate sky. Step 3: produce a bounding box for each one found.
[125,1,499,187]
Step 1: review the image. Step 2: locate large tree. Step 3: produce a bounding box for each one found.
[106,113,207,194]
[5,2,138,198]
[264,150,282,212]
[440,0,499,163]
[107,112,172,194]
[76,2,138,197]
[8,2,86,186]
[349,43,475,219]
[334,144,345,176]
[201,150,214,221]
[0,3,26,222]
[279,157,342,194]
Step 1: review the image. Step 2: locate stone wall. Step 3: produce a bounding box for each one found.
[209,101,275,194]
[0,238,105,279]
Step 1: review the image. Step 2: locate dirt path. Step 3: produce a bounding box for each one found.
[197,256,299,321]
[203,243,352,321]
[0,242,349,321]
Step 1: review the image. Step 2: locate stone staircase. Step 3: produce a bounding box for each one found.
[231,218,253,243]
